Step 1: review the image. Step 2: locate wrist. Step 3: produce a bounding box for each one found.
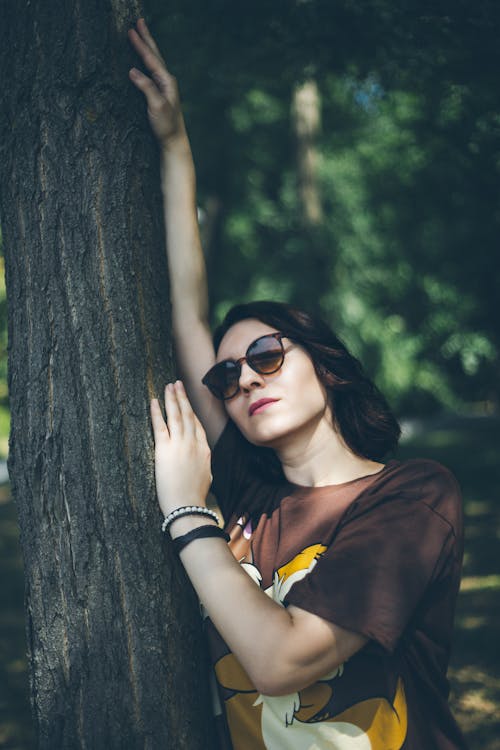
[169,515,219,539]
[173,525,230,555]
[160,127,191,159]
[161,503,220,535]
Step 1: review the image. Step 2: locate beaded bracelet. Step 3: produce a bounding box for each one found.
[161,505,219,533]
[173,525,230,555]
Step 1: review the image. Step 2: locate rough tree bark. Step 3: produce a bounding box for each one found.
[0,1,216,748]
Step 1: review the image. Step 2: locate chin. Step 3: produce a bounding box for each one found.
[241,427,281,448]
[242,418,300,448]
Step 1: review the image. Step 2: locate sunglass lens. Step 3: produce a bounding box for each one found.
[248,336,284,373]
[206,361,240,400]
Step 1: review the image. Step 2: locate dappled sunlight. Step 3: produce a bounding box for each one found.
[460,574,500,592]
[449,665,500,749]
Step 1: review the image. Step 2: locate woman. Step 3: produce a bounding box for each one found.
[128,19,468,750]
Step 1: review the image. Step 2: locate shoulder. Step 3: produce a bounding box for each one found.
[381,457,461,501]
[383,457,459,491]
[355,457,463,537]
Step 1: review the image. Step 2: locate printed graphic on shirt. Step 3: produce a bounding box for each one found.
[214,537,408,750]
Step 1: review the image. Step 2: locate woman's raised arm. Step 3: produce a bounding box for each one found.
[128,19,227,447]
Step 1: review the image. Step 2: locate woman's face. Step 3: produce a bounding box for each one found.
[216,319,334,448]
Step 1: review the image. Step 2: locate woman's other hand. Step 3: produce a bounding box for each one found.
[128,18,186,148]
[150,381,213,518]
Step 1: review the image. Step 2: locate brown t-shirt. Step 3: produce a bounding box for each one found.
[206,419,468,750]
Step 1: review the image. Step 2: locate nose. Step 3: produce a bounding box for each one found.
[238,360,265,394]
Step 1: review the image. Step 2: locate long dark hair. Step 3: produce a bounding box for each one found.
[213,301,400,477]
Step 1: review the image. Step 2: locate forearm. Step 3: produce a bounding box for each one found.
[160,135,209,328]
[173,524,296,694]
[128,20,209,328]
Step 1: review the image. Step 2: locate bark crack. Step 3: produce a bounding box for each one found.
[114,550,142,730]
[47,298,55,434]
[94,169,138,516]
[56,207,105,542]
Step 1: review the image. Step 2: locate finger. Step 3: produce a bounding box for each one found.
[128,27,167,77]
[136,18,162,58]
[191,405,209,444]
[129,68,165,109]
[164,383,183,437]
[174,380,196,436]
[150,398,170,441]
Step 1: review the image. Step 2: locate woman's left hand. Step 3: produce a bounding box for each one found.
[150,381,213,518]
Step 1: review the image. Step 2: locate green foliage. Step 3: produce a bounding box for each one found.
[137,0,500,415]
[316,76,499,412]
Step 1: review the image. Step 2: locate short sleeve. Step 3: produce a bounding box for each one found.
[210,419,259,522]
[283,462,462,652]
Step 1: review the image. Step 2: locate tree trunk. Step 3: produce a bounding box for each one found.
[0,1,216,748]
[290,78,330,315]
[291,79,323,227]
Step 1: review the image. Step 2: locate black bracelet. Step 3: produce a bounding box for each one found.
[172,525,230,555]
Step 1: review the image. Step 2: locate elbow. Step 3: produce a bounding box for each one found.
[252,659,342,698]
[247,655,296,697]
[254,676,297,698]
[250,645,346,697]
[253,670,314,698]
[251,676,283,698]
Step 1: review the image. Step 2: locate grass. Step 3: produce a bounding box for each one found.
[0,414,499,748]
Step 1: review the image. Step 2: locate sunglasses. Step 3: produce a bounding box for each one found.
[202,331,290,400]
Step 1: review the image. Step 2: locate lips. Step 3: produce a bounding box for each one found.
[249,398,279,416]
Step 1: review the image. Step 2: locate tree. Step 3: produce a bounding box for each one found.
[0,1,216,747]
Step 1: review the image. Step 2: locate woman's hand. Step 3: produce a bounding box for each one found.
[128,19,186,148]
[150,381,213,518]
